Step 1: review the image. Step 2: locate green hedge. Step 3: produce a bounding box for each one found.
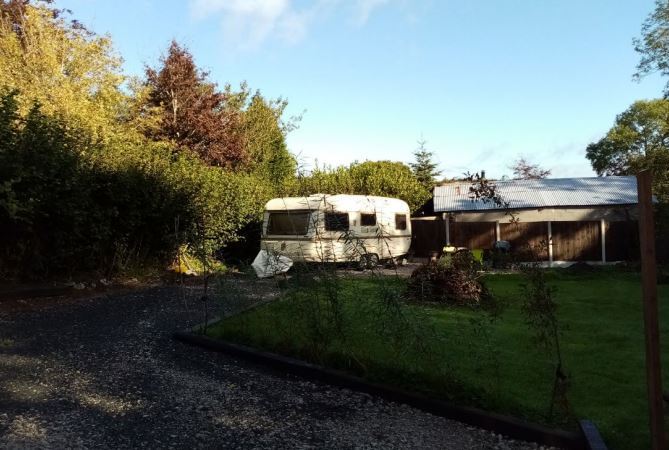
[0,91,268,279]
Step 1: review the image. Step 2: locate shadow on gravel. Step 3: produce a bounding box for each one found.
[0,283,550,449]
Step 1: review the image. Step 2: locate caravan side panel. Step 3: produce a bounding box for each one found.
[260,195,412,263]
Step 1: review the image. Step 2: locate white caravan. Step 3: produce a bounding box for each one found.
[260,194,412,268]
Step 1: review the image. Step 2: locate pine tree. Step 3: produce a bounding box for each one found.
[409,139,441,189]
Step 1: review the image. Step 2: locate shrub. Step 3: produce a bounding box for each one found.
[438,249,481,271]
[491,249,512,269]
[286,160,430,213]
[406,262,489,306]
[451,249,481,273]
[0,91,268,279]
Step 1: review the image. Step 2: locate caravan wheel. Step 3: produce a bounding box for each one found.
[365,254,379,269]
[357,255,367,271]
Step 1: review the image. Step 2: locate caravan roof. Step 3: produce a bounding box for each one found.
[264,194,409,213]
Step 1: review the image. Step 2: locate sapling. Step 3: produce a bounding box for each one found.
[520,244,570,421]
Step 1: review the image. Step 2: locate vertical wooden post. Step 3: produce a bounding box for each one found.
[637,170,666,450]
[443,213,450,246]
[495,220,501,243]
[547,221,553,266]
[600,219,607,263]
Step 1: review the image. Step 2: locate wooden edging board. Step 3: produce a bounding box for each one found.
[579,420,608,450]
[0,285,74,300]
[174,330,600,450]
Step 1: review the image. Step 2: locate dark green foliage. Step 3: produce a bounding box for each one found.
[490,249,512,269]
[585,99,669,261]
[0,90,20,218]
[0,94,176,276]
[634,0,669,95]
[520,264,570,421]
[409,139,441,189]
[0,7,292,279]
[0,90,265,278]
[585,99,669,202]
[290,160,430,212]
[657,203,669,263]
[241,93,297,189]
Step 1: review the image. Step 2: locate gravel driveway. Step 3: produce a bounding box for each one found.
[0,286,551,449]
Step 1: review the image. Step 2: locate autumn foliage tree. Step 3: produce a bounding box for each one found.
[0,0,125,143]
[0,4,269,277]
[144,41,246,168]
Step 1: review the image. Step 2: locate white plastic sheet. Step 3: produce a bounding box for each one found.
[252,250,293,278]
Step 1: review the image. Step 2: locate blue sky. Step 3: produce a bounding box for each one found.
[56,0,665,179]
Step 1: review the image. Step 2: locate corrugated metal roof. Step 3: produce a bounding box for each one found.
[433,176,638,212]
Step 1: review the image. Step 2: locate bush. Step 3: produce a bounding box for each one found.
[406,262,489,306]
[491,250,512,269]
[286,160,430,213]
[0,91,268,279]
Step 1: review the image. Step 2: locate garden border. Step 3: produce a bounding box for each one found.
[174,326,606,450]
[0,285,74,300]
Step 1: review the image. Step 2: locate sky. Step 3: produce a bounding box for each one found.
[55,0,666,179]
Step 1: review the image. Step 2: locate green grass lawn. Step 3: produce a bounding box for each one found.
[207,269,669,450]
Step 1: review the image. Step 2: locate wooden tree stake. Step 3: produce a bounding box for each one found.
[637,170,666,450]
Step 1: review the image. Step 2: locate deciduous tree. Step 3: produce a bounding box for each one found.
[144,41,246,168]
[586,99,669,201]
[510,157,551,180]
[291,160,430,212]
[0,0,125,143]
[240,92,296,188]
[634,0,669,95]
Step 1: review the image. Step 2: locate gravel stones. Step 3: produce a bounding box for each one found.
[0,287,557,449]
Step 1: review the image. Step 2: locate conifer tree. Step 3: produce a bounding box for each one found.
[409,139,441,189]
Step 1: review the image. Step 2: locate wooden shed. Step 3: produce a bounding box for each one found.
[411,176,640,263]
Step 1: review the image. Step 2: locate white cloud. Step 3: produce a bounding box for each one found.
[191,0,289,21]
[353,0,391,26]
[190,0,293,50]
[189,0,396,51]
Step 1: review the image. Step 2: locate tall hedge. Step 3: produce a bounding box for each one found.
[288,160,431,212]
[0,91,267,278]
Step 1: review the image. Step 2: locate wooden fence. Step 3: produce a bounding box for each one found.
[410,217,641,262]
[551,221,600,261]
[450,222,496,250]
[499,222,549,261]
[410,219,446,257]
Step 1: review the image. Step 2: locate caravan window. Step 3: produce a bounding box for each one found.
[360,213,376,226]
[267,212,311,235]
[325,212,349,231]
[395,214,407,230]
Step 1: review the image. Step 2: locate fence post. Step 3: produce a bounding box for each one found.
[600,219,606,263]
[637,170,666,450]
[547,221,553,266]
